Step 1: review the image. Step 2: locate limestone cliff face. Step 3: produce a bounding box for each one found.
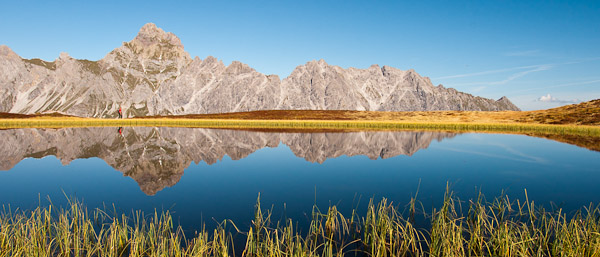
[153,57,282,115]
[279,61,520,111]
[0,128,456,195]
[0,23,520,117]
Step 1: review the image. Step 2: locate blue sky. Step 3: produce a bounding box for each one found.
[1,1,599,110]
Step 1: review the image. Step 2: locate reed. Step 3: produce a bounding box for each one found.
[1,189,598,256]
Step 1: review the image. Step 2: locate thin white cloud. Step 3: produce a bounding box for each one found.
[487,65,553,85]
[435,57,600,81]
[504,50,541,57]
[438,64,553,87]
[537,94,582,104]
[433,64,549,80]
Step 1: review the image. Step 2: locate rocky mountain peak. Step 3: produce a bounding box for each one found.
[226,61,254,74]
[381,65,392,76]
[111,23,190,63]
[203,56,218,63]
[0,45,20,60]
[495,96,520,110]
[405,68,418,76]
[304,59,329,68]
[58,52,71,60]
[54,52,73,67]
[198,55,225,71]
[134,23,183,48]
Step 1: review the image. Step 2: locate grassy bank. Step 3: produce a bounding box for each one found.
[2,99,599,140]
[1,117,599,138]
[1,190,599,256]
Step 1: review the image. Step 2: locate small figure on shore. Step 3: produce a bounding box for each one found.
[118,106,123,119]
[118,127,123,135]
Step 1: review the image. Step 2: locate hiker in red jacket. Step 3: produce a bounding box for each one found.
[118,107,123,119]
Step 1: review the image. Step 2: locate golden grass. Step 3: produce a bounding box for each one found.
[0,100,598,139]
[1,116,598,137]
[136,99,600,126]
[517,99,600,125]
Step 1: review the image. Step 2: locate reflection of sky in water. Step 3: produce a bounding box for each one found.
[0,132,599,233]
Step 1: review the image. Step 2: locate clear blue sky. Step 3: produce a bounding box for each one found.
[1,0,599,110]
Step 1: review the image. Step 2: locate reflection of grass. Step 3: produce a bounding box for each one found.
[525,132,600,151]
[1,189,599,256]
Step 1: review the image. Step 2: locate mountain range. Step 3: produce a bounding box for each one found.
[0,23,519,118]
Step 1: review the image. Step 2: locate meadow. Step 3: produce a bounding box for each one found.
[1,100,598,138]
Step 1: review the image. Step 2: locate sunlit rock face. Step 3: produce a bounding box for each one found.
[0,128,456,195]
[0,23,519,117]
[279,61,519,111]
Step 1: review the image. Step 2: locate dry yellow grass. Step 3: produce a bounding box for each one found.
[1,100,598,139]
[132,99,600,125]
[2,191,599,257]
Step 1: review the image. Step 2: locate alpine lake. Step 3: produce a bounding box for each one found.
[1,127,599,255]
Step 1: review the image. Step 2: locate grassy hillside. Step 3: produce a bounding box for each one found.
[2,99,598,125]
[516,99,600,125]
[138,99,600,126]
[0,112,72,119]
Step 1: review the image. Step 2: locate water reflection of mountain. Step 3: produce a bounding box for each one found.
[0,128,456,195]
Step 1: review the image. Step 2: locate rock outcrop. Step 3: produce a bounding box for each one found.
[0,128,456,195]
[0,23,519,117]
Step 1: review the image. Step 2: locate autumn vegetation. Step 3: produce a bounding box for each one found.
[1,100,599,151]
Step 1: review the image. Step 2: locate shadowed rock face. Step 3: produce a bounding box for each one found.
[0,23,519,117]
[0,128,456,195]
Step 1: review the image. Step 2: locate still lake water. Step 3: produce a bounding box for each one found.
[0,127,599,233]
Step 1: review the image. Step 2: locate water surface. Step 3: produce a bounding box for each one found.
[0,127,599,233]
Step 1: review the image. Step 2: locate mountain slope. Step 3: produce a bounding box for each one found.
[0,23,520,117]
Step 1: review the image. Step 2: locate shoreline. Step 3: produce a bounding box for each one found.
[0,117,598,137]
